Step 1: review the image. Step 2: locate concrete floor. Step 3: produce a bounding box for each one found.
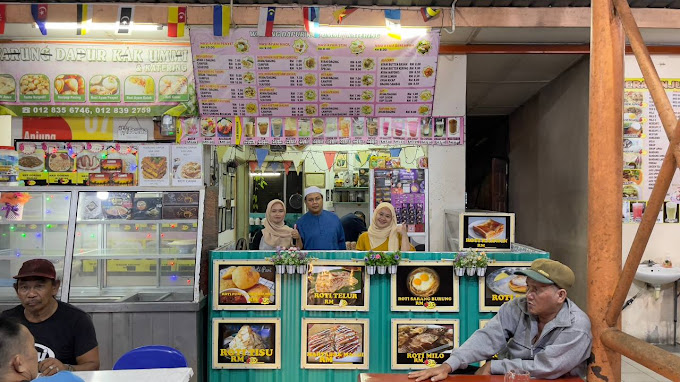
[621,346,680,382]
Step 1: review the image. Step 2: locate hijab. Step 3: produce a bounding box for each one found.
[262,199,293,248]
[367,202,400,251]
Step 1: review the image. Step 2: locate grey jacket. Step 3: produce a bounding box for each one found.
[445,297,592,379]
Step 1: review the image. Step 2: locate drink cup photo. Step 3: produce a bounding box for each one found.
[632,202,645,222]
[504,369,530,382]
[665,202,677,223]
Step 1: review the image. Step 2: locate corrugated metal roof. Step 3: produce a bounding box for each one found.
[7,0,680,8]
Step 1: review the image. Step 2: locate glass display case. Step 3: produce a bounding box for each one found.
[0,187,204,304]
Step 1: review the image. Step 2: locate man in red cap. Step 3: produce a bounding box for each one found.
[1,259,99,376]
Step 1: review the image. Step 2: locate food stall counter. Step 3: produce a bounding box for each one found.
[358,374,582,382]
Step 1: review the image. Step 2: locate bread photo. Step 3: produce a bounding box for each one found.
[219,278,237,291]
[508,275,527,294]
[231,266,260,290]
[246,284,271,302]
[142,156,167,179]
[473,219,505,239]
[221,266,237,280]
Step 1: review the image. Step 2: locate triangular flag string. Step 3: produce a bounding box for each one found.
[255,148,269,169]
[323,151,337,171]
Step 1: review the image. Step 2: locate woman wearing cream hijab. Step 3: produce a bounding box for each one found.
[356,202,414,251]
[259,199,295,250]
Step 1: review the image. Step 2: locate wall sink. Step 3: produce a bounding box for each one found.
[635,265,680,297]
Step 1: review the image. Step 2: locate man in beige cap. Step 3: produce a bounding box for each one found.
[410,258,592,381]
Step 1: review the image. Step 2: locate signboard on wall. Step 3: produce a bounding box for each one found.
[391,261,459,312]
[212,318,281,369]
[0,40,197,117]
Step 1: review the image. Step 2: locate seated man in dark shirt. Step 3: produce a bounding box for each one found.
[1,259,99,376]
[340,211,367,243]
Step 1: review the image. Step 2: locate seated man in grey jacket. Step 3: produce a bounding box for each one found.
[410,259,592,381]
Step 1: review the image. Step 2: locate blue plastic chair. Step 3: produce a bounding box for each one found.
[113,345,188,370]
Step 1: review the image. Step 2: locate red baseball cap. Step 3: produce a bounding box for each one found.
[13,259,56,280]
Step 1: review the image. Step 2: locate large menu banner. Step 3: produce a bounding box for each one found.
[0,41,197,117]
[622,79,680,224]
[190,28,440,119]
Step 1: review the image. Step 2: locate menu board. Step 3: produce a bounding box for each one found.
[190,28,440,120]
[301,318,369,369]
[373,169,427,233]
[458,212,515,251]
[390,319,459,370]
[138,144,170,187]
[622,79,680,224]
[178,115,464,146]
[391,261,459,312]
[301,261,369,311]
[0,41,196,117]
[479,262,530,312]
[212,261,280,311]
[212,318,281,369]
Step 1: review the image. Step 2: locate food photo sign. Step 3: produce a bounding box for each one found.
[212,260,281,311]
[479,261,531,312]
[391,319,459,370]
[458,212,515,251]
[0,40,196,117]
[301,260,369,311]
[301,318,369,369]
[391,261,459,312]
[212,318,281,369]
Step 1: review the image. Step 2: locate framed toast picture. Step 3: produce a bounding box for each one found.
[213,260,281,311]
[391,319,460,370]
[479,261,531,312]
[212,318,281,369]
[301,260,369,311]
[301,318,369,370]
[459,212,515,251]
[391,261,459,312]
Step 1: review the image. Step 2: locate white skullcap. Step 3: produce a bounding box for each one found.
[304,186,323,199]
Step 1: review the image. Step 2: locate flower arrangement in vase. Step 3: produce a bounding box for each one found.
[386,251,403,274]
[364,251,381,275]
[267,247,312,274]
[0,192,31,220]
[461,250,478,276]
[453,253,467,276]
[475,252,489,276]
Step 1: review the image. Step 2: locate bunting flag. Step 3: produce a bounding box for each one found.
[257,7,276,37]
[268,162,281,172]
[234,116,242,145]
[0,5,6,35]
[333,7,356,24]
[167,6,186,38]
[213,5,231,37]
[323,151,337,171]
[249,161,258,172]
[358,150,371,166]
[31,4,48,36]
[117,6,134,34]
[76,4,91,36]
[303,7,319,37]
[420,7,441,22]
[384,10,401,40]
[390,147,402,158]
[255,148,269,169]
[284,161,291,175]
[296,159,304,175]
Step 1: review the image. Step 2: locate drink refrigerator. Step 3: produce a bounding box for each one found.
[369,169,429,250]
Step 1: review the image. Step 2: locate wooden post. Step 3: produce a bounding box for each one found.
[588,0,624,380]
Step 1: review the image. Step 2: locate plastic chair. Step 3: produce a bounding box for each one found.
[113,345,188,370]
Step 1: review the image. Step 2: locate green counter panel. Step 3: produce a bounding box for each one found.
[208,249,549,382]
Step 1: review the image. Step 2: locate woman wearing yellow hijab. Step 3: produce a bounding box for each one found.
[356,202,414,251]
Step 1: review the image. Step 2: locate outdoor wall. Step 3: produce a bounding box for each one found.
[508,58,590,307]
[622,55,680,345]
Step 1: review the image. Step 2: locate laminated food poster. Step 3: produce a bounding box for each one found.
[171,145,203,186]
[212,318,281,369]
[138,144,170,187]
[212,261,280,311]
[391,319,459,370]
[479,262,531,312]
[301,318,369,369]
[302,261,369,311]
[391,261,459,312]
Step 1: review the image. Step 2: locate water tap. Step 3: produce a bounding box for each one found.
[640,259,656,266]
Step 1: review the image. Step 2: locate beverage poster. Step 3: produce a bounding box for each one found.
[301,318,369,369]
[212,318,281,369]
[479,262,531,312]
[391,319,459,370]
[212,260,280,311]
[301,260,369,311]
[622,79,680,224]
[391,261,459,312]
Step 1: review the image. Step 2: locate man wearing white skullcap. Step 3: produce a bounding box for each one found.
[291,186,346,250]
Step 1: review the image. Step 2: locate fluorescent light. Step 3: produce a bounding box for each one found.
[42,22,161,32]
[249,172,281,177]
[313,26,429,39]
[96,192,109,200]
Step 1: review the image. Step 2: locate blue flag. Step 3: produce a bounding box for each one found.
[31,4,47,36]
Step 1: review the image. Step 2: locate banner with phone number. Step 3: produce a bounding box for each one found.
[0,40,198,117]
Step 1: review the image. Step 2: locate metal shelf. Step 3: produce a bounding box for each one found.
[334,187,369,190]
[76,219,198,225]
[0,220,68,225]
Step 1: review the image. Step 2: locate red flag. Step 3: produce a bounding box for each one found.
[284,161,291,175]
[0,5,6,35]
[324,151,337,170]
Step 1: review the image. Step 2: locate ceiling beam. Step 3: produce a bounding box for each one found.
[440,44,680,54]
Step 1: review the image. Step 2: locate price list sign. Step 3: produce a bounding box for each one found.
[190,28,440,119]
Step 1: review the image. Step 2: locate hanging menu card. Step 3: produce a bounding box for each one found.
[190,28,440,119]
[622,78,680,224]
